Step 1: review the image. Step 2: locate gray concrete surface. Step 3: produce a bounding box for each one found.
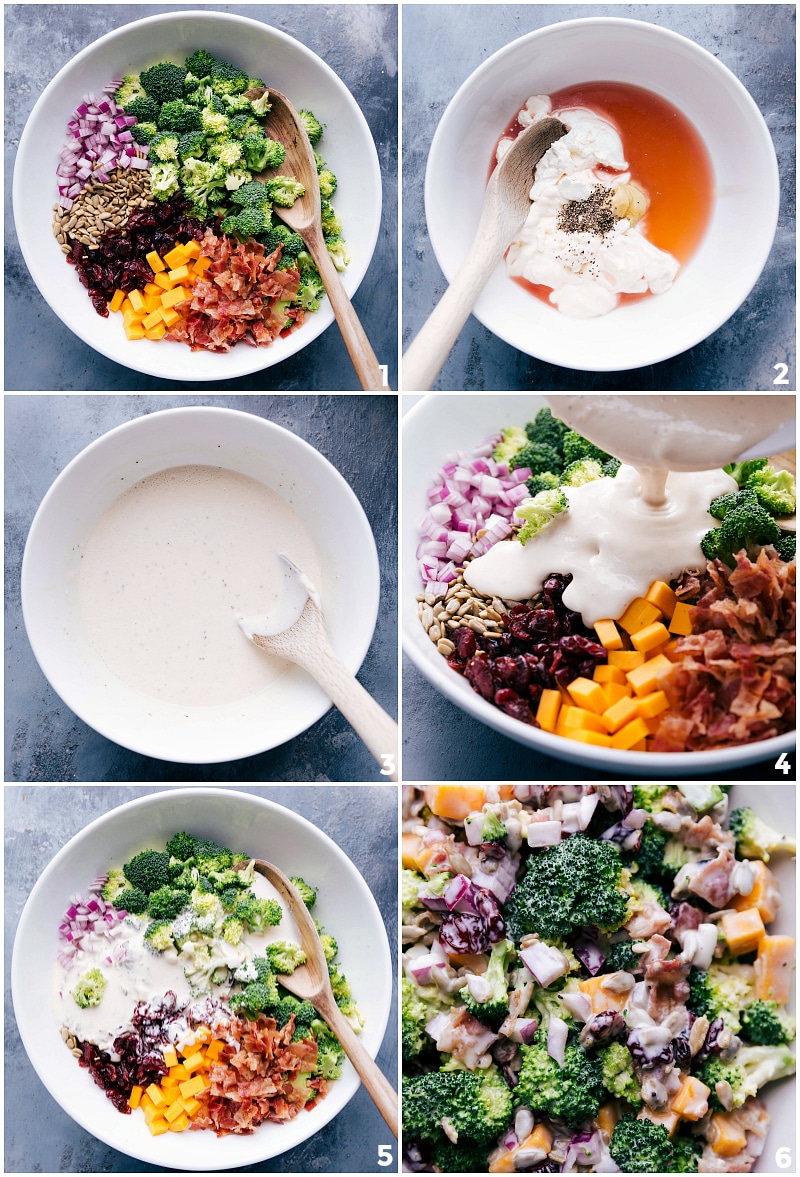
[5,5,398,391]
[4,395,398,782]
[402,4,796,390]
[4,785,399,1173]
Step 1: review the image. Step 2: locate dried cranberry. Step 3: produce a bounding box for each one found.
[454,626,477,660]
[672,1031,692,1069]
[473,888,506,941]
[465,654,495,700]
[439,911,490,955]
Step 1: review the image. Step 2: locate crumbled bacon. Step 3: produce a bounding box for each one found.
[190,1014,322,1136]
[167,229,303,352]
[653,550,795,751]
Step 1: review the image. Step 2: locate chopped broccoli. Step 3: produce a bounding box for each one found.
[230,180,272,210]
[229,977,281,1019]
[265,941,307,974]
[686,961,755,1033]
[480,809,507,843]
[296,272,325,313]
[113,886,149,915]
[696,1044,796,1110]
[71,967,107,1009]
[505,834,630,940]
[525,470,560,497]
[140,61,186,106]
[157,99,203,133]
[600,1041,642,1106]
[146,886,190,921]
[148,131,180,162]
[221,93,254,114]
[317,168,337,198]
[325,235,350,272]
[144,920,175,953]
[562,430,613,467]
[515,1041,604,1128]
[671,1135,702,1173]
[775,529,796,562]
[221,207,272,242]
[432,1138,491,1173]
[402,975,447,1061]
[124,95,160,123]
[221,916,245,945]
[515,488,569,546]
[123,849,171,894]
[241,134,285,172]
[723,457,769,487]
[207,137,243,167]
[229,112,262,138]
[625,820,671,885]
[459,939,514,1024]
[741,1000,796,1046]
[234,892,283,932]
[184,50,218,78]
[328,964,352,1004]
[701,492,782,566]
[289,877,317,908]
[177,130,206,160]
[149,161,180,202]
[101,868,128,904]
[201,107,229,137]
[115,75,145,107]
[493,426,528,465]
[708,486,757,521]
[560,457,604,487]
[603,457,622,477]
[265,176,305,207]
[525,407,570,454]
[632,785,673,813]
[320,199,342,237]
[180,156,227,216]
[208,57,250,96]
[250,89,271,117]
[402,1067,513,1146]
[509,440,562,476]
[317,931,337,963]
[601,938,644,976]
[729,806,797,862]
[609,1119,674,1173]
[131,122,158,145]
[297,109,324,144]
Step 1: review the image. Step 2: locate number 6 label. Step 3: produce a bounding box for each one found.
[776,1146,792,1168]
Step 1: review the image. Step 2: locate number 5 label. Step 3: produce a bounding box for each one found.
[378,1143,394,1166]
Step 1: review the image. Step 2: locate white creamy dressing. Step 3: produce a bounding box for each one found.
[500,94,679,318]
[464,396,791,625]
[78,465,323,707]
[52,873,300,1055]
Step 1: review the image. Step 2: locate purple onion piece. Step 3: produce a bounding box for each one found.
[574,935,606,976]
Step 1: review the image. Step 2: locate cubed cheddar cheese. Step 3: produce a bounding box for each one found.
[147,1116,169,1136]
[488,1151,516,1173]
[753,935,795,1003]
[146,1083,167,1107]
[602,694,640,734]
[161,1047,178,1069]
[161,285,191,309]
[566,676,607,714]
[594,619,623,650]
[645,579,677,619]
[638,1105,680,1137]
[128,288,146,313]
[124,321,146,340]
[179,1074,208,1100]
[630,621,670,654]
[603,681,633,708]
[163,244,187,269]
[635,690,669,719]
[669,601,695,636]
[146,249,166,273]
[154,270,173,291]
[109,289,126,312]
[610,717,650,750]
[560,705,608,734]
[670,1074,710,1121]
[143,307,164,330]
[145,323,167,340]
[618,597,661,634]
[401,832,423,870]
[593,664,627,685]
[183,238,202,259]
[193,255,211,274]
[167,263,191,284]
[626,654,673,697]
[730,861,780,924]
[561,727,612,747]
[128,1085,143,1109]
[707,1112,747,1157]
[168,1113,190,1132]
[165,1099,188,1123]
[721,907,766,955]
[535,688,561,733]
[578,974,628,1014]
[161,306,181,328]
[597,1101,619,1136]
[608,649,646,671]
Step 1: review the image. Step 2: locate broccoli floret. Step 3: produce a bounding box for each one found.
[317,931,337,963]
[317,168,337,199]
[147,886,190,921]
[265,176,305,207]
[319,199,342,237]
[148,131,180,162]
[221,916,245,945]
[241,134,285,172]
[176,129,206,160]
[481,810,508,843]
[324,235,350,272]
[723,457,769,487]
[149,161,180,202]
[632,785,673,813]
[525,407,570,454]
[265,941,307,974]
[603,457,622,477]
[180,156,227,217]
[123,849,171,894]
[144,920,175,952]
[600,1041,643,1106]
[184,50,218,78]
[431,1138,490,1173]
[249,89,271,117]
[626,820,671,885]
[199,107,228,137]
[609,1119,674,1173]
[274,996,316,1033]
[515,488,569,546]
[686,961,755,1033]
[124,95,160,123]
[560,457,604,487]
[221,207,272,242]
[296,272,325,313]
[402,975,445,1061]
[113,886,149,915]
[671,1135,702,1173]
[600,938,644,976]
[626,876,669,915]
[493,426,528,465]
[230,180,272,210]
[208,57,250,96]
[701,494,782,567]
[708,487,757,521]
[234,892,283,932]
[562,430,613,466]
[459,939,514,1025]
[229,112,262,138]
[221,93,254,114]
[525,470,560,497]
[694,1047,794,1111]
[741,1000,796,1046]
[505,834,630,940]
[729,807,797,862]
[289,877,317,908]
[71,967,107,1009]
[402,1067,513,1146]
[131,122,158,145]
[101,868,128,904]
[157,99,203,133]
[297,109,324,144]
[515,1041,604,1128]
[775,529,796,561]
[116,75,145,107]
[140,62,186,105]
[166,832,198,862]
[207,137,243,167]
[229,977,281,1019]
[509,440,562,476]
[328,964,352,1004]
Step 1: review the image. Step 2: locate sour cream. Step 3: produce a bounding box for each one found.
[77,465,323,707]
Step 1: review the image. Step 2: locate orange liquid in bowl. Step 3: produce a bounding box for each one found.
[497,81,715,309]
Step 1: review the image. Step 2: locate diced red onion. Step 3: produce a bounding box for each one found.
[510,1017,538,1044]
[622,808,649,829]
[527,819,562,848]
[560,990,592,1022]
[574,935,606,976]
[501,1129,519,1152]
[547,1015,569,1066]
[520,940,569,987]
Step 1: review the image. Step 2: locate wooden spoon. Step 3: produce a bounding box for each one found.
[402,117,568,391]
[257,88,388,391]
[243,857,398,1136]
[239,555,398,781]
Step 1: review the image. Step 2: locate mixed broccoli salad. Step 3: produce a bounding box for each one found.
[56,832,361,1134]
[402,785,796,1172]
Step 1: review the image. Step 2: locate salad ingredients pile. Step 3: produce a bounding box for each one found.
[55,832,361,1137]
[53,50,347,351]
[402,784,796,1173]
[416,408,796,752]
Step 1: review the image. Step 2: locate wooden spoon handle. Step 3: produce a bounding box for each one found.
[321,998,399,1137]
[402,227,507,391]
[291,639,398,780]
[312,238,390,392]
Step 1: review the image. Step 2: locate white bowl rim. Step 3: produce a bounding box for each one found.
[424,15,780,373]
[20,405,381,764]
[402,394,795,778]
[13,8,382,382]
[10,786,393,1169]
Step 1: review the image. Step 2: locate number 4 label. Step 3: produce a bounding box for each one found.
[377,1143,394,1166]
[774,751,793,775]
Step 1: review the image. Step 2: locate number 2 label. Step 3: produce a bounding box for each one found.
[773,362,789,385]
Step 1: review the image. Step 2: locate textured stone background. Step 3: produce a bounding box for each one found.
[4,785,398,1172]
[402,4,796,390]
[5,395,398,782]
[5,4,398,391]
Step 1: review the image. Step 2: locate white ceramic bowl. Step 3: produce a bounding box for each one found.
[22,406,380,763]
[424,18,780,372]
[402,394,795,777]
[11,787,393,1170]
[13,10,381,381]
